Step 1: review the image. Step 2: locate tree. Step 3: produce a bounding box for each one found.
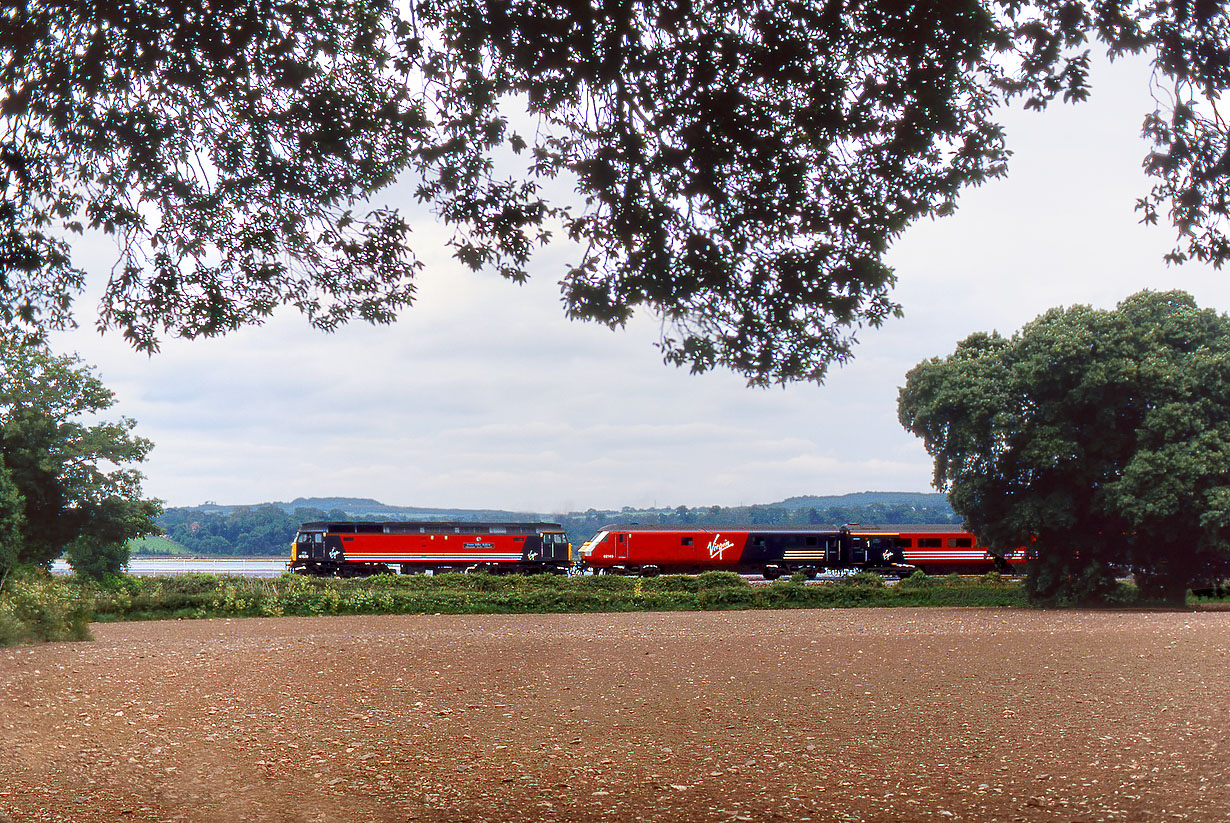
[0,456,24,588]
[0,337,161,578]
[898,290,1230,604]
[4,2,1230,385]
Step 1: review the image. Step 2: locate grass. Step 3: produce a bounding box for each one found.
[125,535,190,556]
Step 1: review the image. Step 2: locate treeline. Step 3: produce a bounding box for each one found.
[152,504,959,557]
[158,506,347,556]
[558,504,960,547]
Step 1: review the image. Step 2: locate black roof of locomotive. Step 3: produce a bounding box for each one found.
[299,521,564,534]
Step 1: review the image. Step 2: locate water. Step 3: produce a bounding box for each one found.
[51,556,288,578]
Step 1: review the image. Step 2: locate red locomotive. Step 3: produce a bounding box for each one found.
[290,521,572,576]
[578,525,916,578]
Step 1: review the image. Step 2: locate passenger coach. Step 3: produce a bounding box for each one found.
[290,521,572,576]
[578,525,916,578]
[849,527,1028,575]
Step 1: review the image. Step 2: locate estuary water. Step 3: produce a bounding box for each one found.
[51,556,289,578]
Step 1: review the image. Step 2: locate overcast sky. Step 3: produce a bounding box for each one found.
[48,56,1230,513]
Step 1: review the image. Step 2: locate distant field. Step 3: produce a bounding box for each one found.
[126,535,188,555]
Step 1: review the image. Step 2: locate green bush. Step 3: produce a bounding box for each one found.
[3,567,1052,637]
[897,570,935,590]
[835,570,886,588]
[696,570,747,589]
[0,573,92,645]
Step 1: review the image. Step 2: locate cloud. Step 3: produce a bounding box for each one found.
[43,54,1230,513]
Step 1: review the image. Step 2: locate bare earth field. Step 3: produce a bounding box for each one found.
[1,608,1227,823]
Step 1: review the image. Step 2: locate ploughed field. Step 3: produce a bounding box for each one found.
[1,608,1226,823]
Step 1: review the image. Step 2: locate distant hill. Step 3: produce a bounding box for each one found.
[181,497,540,520]
[768,491,950,511]
[174,492,950,519]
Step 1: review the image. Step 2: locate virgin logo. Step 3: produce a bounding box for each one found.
[707,534,735,559]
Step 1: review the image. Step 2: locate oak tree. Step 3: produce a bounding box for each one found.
[5,1,1230,384]
[898,290,1230,604]
[0,337,161,578]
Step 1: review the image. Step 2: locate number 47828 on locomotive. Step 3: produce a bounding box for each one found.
[290,521,572,577]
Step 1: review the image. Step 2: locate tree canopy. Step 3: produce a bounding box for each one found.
[4,1,1230,384]
[898,290,1230,604]
[0,337,161,579]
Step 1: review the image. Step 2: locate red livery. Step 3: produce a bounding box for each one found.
[290,521,571,576]
[851,528,1027,575]
[579,524,1025,578]
[578,525,914,578]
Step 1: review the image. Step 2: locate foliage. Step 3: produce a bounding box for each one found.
[6,2,1230,384]
[0,455,23,586]
[125,534,188,556]
[78,570,1029,623]
[899,290,1230,605]
[158,505,322,556]
[0,568,92,645]
[555,502,957,547]
[0,337,161,578]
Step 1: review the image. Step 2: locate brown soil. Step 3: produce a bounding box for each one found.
[1,608,1227,823]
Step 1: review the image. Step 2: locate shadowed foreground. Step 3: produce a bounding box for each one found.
[1,608,1226,822]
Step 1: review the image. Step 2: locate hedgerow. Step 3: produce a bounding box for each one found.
[74,571,1029,623]
[13,567,1223,646]
[0,571,93,645]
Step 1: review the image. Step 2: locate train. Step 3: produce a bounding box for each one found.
[578,524,1024,577]
[289,521,573,576]
[850,527,1028,576]
[289,520,1023,579]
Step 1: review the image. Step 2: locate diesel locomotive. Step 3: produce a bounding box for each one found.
[290,521,572,576]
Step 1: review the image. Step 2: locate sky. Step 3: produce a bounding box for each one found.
[47,55,1230,514]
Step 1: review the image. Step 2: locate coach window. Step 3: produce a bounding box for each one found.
[681,537,693,546]
[919,537,942,548]
[948,537,973,548]
[898,538,912,548]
